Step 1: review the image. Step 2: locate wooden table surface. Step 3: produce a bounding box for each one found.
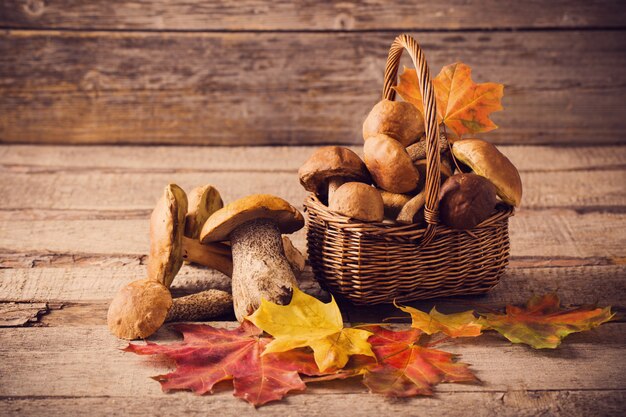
[0,144,625,416]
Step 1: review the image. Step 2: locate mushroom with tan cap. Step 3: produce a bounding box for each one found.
[108,184,235,340]
[363,133,420,194]
[451,139,523,207]
[363,99,424,146]
[329,182,384,222]
[299,146,371,202]
[107,279,232,340]
[185,184,223,239]
[200,194,305,321]
[148,184,233,281]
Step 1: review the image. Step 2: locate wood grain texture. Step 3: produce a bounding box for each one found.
[1,210,625,260]
[0,169,624,220]
[1,265,623,315]
[0,323,623,397]
[0,301,48,326]
[2,144,626,173]
[1,31,625,145]
[1,391,624,417]
[2,0,625,31]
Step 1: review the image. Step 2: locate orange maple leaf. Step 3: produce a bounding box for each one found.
[393,62,504,138]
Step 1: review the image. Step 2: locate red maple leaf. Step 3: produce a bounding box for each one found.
[125,321,322,406]
[361,326,478,396]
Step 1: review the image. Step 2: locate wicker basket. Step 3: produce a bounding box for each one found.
[304,34,514,305]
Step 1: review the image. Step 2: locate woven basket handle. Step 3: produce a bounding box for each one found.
[382,34,441,245]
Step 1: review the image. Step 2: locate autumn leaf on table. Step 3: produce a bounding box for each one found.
[394,62,504,138]
[397,304,483,337]
[247,287,375,372]
[478,294,614,349]
[124,321,322,406]
[361,325,478,396]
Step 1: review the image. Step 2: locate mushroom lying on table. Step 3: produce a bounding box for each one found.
[299,146,371,202]
[200,194,304,322]
[107,279,232,340]
[107,184,233,340]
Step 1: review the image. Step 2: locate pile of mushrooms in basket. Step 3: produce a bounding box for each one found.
[299,98,523,229]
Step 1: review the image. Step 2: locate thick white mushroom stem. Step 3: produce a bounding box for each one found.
[327,177,345,202]
[181,237,233,277]
[230,219,297,321]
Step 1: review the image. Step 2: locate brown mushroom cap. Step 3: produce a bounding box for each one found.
[185,184,223,239]
[298,146,371,195]
[147,184,188,288]
[200,194,304,242]
[452,139,523,207]
[329,182,384,222]
[439,173,497,230]
[363,99,424,146]
[363,134,420,193]
[107,278,173,340]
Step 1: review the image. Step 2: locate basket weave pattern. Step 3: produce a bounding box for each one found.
[304,34,514,305]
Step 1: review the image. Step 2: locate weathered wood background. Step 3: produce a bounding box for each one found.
[1,2,626,416]
[1,0,626,145]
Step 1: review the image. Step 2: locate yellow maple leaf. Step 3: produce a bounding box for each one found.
[393,62,504,138]
[397,305,483,338]
[247,287,375,372]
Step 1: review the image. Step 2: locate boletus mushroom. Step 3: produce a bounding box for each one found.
[148,184,233,283]
[200,194,305,321]
[329,182,384,222]
[107,278,233,340]
[439,173,497,230]
[362,99,424,146]
[298,146,371,202]
[379,190,414,219]
[451,139,523,207]
[363,133,420,193]
[185,184,224,239]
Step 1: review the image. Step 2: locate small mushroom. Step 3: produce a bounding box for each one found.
[379,190,414,219]
[396,192,426,225]
[362,99,424,146]
[363,133,420,193]
[107,278,233,340]
[148,184,233,284]
[107,278,172,340]
[328,182,384,222]
[439,173,497,230]
[200,194,305,321]
[451,139,523,207]
[406,133,449,162]
[185,184,223,239]
[298,146,371,201]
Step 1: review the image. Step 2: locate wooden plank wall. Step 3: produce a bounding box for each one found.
[1,0,625,145]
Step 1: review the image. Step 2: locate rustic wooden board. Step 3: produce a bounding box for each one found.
[2,0,625,31]
[0,169,624,219]
[1,391,624,417]
[0,209,626,259]
[2,265,624,308]
[3,145,626,173]
[0,324,623,397]
[1,209,625,259]
[2,31,625,145]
